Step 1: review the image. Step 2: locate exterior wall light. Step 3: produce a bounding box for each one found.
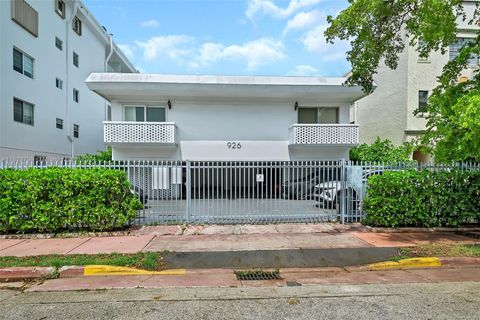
[294,101,298,111]
[168,100,172,109]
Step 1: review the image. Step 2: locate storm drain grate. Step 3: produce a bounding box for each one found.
[235,270,282,281]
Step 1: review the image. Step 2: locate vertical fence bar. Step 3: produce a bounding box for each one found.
[340,159,346,224]
[186,160,191,224]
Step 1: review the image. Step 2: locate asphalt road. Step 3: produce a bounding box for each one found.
[1,281,479,320]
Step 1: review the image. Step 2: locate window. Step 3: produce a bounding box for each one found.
[56,118,63,129]
[56,78,63,89]
[34,156,46,165]
[13,98,34,125]
[13,48,34,78]
[73,89,79,103]
[450,37,478,66]
[73,124,79,138]
[73,52,79,67]
[55,0,65,19]
[11,0,38,37]
[297,107,339,124]
[124,106,166,122]
[107,105,112,121]
[417,39,429,62]
[418,90,429,113]
[55,37,63,50]
[72,16,82,35]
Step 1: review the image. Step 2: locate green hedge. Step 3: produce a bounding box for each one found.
[0,168,142,233]
[363,170,480,227]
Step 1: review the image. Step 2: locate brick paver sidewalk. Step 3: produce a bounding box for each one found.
[0,224,476,257]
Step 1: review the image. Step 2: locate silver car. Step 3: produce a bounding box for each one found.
[313,169,386,212]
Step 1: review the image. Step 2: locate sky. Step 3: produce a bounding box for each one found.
[84,0,350,76]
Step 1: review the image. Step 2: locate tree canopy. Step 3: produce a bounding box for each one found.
[326,0,480,162]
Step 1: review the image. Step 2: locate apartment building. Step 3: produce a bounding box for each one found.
[0,0,136,161]
[353,0,479,161]
[86,73,367,161]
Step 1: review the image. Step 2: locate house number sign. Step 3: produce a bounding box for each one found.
[226,142,242,149]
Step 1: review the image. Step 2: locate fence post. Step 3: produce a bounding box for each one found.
[186,160,191,224]
[340,159,346,224]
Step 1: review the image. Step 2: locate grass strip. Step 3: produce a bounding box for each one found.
[0,252,165,271]
[398,244,480,259]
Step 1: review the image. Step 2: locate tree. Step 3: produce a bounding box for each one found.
[325,0,480,162]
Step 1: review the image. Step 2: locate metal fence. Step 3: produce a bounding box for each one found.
[1,159,479,225]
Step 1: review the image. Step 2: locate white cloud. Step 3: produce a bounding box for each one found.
[287,65,319,76]
[135,35,194,60]
[283,10,324,34]
[302,25,348,61]
[193,38,286,70]
[140,19,160,28]
[117,44,135,60]
[134,35,285,71]
[302,25,328,52]
[246,0,323,20]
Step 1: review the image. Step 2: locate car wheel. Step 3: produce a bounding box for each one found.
[336,189,358,216]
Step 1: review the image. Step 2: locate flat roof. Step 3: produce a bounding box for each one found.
[87,73,351,86]
[86,73,372,103]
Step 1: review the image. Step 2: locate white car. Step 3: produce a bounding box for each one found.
[313,169,387,212]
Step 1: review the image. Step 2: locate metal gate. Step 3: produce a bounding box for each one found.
[131,160,351,225]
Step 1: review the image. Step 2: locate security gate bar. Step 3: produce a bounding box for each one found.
[130,160,344,225]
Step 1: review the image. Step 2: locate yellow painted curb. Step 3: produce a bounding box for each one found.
[84,265,186,276]
[369,257,442,271]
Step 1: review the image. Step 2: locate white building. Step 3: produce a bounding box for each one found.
[0,0,136,161]
[353,1,479,161]
[86,73,367,161]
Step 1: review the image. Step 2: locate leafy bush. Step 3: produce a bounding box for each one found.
[76,148,112,162]
[350,138,414,162]
[0,168,142,233]
[363,170,480,227]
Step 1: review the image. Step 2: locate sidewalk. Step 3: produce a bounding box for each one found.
[0,224,476,257]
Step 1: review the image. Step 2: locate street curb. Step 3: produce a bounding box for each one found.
[58,266,85,278]
[369,257,441,270]
[365,226,480,233]
[439,257,480,267]
[83,265,186,276]
[0,267,56,282]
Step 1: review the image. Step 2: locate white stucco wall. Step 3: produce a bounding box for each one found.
[109,100,352,161]
[0,0,134,160]
[354,35,409,145]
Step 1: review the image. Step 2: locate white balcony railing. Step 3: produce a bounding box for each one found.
[289,124,359,146]
[103,121,177,145]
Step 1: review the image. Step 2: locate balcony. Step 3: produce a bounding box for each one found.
[288,124,359,146]
[104,121,177,145]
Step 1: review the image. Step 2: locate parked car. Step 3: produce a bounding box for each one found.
[313,169,385,212]
[282,168,341,200]
[130,186,148,208]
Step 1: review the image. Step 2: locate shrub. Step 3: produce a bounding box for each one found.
[362,170,480,227]
[0,168,142,233]
[350,137,414,162]
[76,147,112,162]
